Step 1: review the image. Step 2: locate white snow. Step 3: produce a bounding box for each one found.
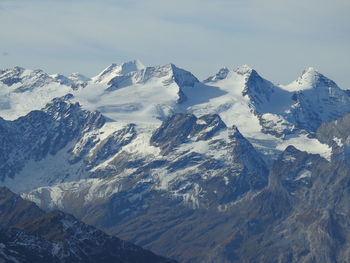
[296,169,312,180]
[333,137,344,147]
[0,62,345,210]
[0,82,72,120]
[276,134,332,160]
[92,60,145,84]
[2,143,87,193]
[73,68,181,124]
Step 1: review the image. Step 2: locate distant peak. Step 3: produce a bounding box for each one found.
[121,59,145,73]
[234,64,254,75]
[103,59,145,75]
[159,63,199,88]
[93,59,145,83]
[299,67,320,79]
[1,66,25,75]
[13,66,25,71]
[219,66,229,72]
[69,72,90,82]
[203,67,230,83]
[164,63,176,70]
[163,63,184,73]
[294,67,338,89]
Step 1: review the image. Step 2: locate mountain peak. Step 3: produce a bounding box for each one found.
[234,64,254,75]
[120,59,145,73]
[298,67,322,84]
[281,67,339,92]
[69,72,90,82]
[93,60,145,83]
[301,67,318,76]
[158,63,199,88]
[203,67,230,83]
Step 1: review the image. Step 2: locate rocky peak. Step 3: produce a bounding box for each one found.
[238,67,278,110]
[93,60,145,84]
[150,113,226,154]
[167,63,199,88]
[0,66,67,92]
[106,63,199,104]
[269,146,323,194]
[51,73,72,86]
[296,67,338,90]
[121,63,199,87]
[234,64,254,76]
[0,96,106,180]
[69,72,90,82]
[203,67,230,83]
[42,94,105,130]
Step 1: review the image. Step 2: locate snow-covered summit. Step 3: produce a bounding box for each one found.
[0,67,88,120]
[203,65,255,83]
[75,63,199,123]
[282,67,340,92]
[203,67,230,83]
[0,66,55,92]
[234,64,254,76]
[69,72,90,83]
[92,60,145,84]
[107,63,199,90]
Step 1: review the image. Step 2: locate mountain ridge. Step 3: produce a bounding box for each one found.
[1,61,350,263]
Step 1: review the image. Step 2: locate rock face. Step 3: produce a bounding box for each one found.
[150,113,227,154]
[0,187,177,263]
[220,146,350,263]
[316,113,350,162]
[78,145,350,263]
[0,94,105,181]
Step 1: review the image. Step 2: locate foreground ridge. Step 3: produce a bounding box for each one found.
[0,187,177,263]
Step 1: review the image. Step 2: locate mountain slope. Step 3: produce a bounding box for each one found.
[0,67,87,120]
[0,187,177,263]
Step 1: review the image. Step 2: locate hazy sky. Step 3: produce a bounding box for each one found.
[0,0,349,87]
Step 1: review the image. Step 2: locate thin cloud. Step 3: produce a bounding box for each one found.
[0,0,349,88]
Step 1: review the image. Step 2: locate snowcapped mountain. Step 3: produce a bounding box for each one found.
[92,60,145,84]
[1,60,350,263]
[76,62,200,124]
[0,66,88,120]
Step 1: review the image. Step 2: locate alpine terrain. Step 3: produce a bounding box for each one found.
[1,60,350,262]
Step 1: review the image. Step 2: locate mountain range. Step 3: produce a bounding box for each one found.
[1,60,350,262]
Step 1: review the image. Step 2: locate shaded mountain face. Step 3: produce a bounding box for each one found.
[0,187,177,263]
[24,112,268,211]
[316,112,350,162]
[0,94,105,182]
[216,146,350,263]
[76,146,350,263]
[1,61,350,263]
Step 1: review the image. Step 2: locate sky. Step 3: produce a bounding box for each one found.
[0,0,349,88]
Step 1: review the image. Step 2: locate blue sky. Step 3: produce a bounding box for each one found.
[0,0,349,87]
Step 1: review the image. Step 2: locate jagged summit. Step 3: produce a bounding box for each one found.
[282,67,339,92]
[69,72,90,82]
[92,60,146,83]
[204,65,258,83]
[234,64,255,75]
[203,67,230,83]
